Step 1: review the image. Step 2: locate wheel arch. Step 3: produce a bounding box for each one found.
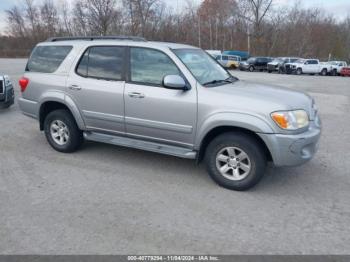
[196,125,273,164]
[38,95,85,131]
[195,112,275,163]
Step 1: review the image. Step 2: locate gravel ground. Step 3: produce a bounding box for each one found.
[0,59,350,254]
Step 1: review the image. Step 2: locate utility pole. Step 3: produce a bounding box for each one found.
[247,24,251,54]
[198,14,201,48]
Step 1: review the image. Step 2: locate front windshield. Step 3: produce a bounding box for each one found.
[273,58,283,62]
[173,48,234,86]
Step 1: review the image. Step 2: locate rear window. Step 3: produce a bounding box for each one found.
[76,46,125,81]
[26,45,72,73]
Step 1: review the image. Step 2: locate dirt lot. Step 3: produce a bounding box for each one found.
[1,59,350,254]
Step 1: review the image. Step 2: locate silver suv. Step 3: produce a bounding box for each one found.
[19,36,321,191]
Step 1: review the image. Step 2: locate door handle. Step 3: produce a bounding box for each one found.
[69,84,82,91]
[128,92,145,98]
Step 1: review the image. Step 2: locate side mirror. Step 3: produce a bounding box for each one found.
[163,75,188,90]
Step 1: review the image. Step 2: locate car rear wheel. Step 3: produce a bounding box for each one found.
[321,69,327,76]
[44,109,83,153]
[205,132,267,191]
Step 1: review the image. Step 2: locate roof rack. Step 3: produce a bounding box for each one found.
[46,36,147,42]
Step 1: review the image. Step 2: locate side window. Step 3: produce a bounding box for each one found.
[130,48,180,86]
[26,45,72,73]
[76,46,125,80]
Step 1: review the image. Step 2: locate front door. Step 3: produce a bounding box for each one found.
[124,47,197,147]
[67,46,126,134]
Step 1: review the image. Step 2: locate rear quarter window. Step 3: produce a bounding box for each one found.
[26,45,73,73]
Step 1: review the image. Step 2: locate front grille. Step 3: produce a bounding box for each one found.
[0,80,3,94]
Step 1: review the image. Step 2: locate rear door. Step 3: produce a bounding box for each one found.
[303,60,312,73]
[124,47,197,147]
[221,56,229,67]
[310,60,319,73]
[67,46,126,134]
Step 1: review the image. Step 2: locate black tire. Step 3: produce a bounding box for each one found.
[320,69,327,76]
[296,68,302,75]
[44,109,83,153]
[204,132,267,191]
[268,70,272,73]
[249,66,254,72]
[332,69,337,76]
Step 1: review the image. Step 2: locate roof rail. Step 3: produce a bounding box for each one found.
[46,36,147,42]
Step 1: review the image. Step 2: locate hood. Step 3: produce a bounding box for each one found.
[268,61,279,66]
[202,80,315,120]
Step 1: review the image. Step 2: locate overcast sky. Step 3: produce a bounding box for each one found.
[1,0,350,34]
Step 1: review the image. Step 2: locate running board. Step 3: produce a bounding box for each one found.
[83,132,197,159]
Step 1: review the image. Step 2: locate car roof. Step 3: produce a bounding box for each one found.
[37,39,198,50]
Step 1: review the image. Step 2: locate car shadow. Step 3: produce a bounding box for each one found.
[80,140,316,192]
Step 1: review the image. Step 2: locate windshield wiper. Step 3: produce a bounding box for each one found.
[203,78,234,86]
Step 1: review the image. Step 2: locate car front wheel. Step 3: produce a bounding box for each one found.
[205,132,267,191]
[44,109,83,153]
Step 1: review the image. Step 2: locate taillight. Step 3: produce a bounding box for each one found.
[19,77,29,92]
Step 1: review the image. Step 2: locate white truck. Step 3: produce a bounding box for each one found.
[286,59,330,76]
[328,61,348,76]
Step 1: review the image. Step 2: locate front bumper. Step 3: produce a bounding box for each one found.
[258,117,321,167]
[0,86,15,109]
[239,64,249,71]
[268,64,278,71]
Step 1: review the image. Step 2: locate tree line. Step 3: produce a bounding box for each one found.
[1,0,349,61]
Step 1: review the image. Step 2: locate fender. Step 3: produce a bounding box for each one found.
[38,90,86,130]
[194,112,275,149]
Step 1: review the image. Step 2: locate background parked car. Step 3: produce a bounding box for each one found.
[239,57,272,72]
[206,50,222,58]
[340,67,350,77]
[329,61,348,76]
[216,55,241,69]
[268,57,300,73]
[223,50,249,61]
[0,74,14,109]
[285,59,330,76]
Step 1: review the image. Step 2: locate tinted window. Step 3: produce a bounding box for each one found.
[247,58,255,63]
[26,46,72,73]
[76,46,125,80]
[131,48,180,85]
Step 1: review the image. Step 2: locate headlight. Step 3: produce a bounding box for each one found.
[271,110,309,130]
